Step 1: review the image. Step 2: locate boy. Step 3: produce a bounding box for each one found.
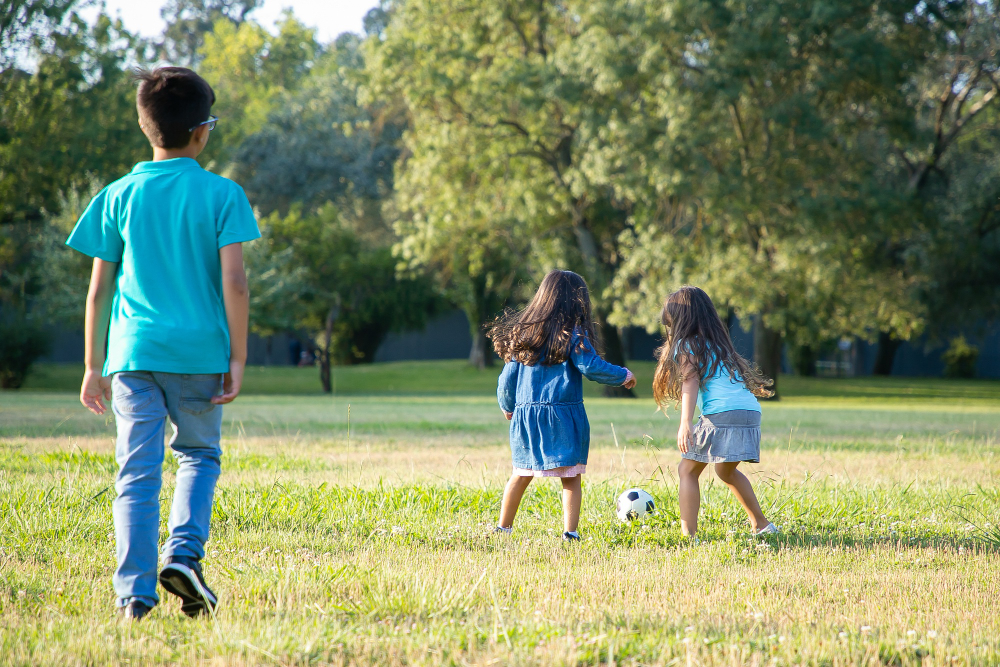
[67,67,260,621]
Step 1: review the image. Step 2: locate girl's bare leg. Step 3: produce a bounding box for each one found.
[498,474,533,528]
[678,458,707,537]
[561,474,583,533]
[714,462,768,531]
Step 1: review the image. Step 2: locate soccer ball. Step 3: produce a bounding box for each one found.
[616,488,655,523]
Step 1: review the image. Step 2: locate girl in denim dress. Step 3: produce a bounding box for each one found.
[487,270,636,541]
[652,286,779,538]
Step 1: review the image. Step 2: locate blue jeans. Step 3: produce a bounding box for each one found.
[111,371,223,608]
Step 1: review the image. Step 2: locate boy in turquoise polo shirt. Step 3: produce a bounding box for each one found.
[67,67,260,621]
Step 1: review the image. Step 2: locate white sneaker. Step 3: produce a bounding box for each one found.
[754,522,779,536]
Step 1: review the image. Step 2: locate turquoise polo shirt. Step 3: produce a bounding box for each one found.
[67,158,261,376]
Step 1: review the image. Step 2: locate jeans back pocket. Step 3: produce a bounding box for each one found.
[112,373,158,415]
[180,375,222,415]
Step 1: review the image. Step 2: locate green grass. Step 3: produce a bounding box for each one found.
[21,359,1000,402]
[2,369,1000,665]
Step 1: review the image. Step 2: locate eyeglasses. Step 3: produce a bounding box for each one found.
[188,115,219,132]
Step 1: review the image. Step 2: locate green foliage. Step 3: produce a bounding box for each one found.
[0,313,49,389]
[256,205,443,375]
[369,0,645,369]
[601,0,936,348]
[32,187,100,327]
[942,336,979,379]
[233,34,402,217]
[0,0,79,69]
[196,12,321,165]
[159,0,260,65]
[0,13,151,227]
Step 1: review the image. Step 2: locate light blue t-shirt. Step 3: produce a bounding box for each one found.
[67,158,261,375]
[678,342,761,415]
[698,360,761,415]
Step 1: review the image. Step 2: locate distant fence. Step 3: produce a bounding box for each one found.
[42,309,1000,378]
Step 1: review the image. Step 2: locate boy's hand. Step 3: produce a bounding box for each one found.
[622,369,637,389]
[677,421,693,453]
[81,370,112,416]
[212,360,245,404]
[503,410,513,421]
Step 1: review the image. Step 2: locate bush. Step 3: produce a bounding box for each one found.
[0,316,51,389]
[942,335,979,379]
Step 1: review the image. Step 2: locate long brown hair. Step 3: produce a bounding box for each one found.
[487,270,601,366]
[652,286,774,408]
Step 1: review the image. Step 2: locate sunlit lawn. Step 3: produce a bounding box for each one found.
[2,362,1000,665]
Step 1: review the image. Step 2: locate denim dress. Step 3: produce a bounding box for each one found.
[497,333,629,471]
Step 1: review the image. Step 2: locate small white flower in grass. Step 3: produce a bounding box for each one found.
[839,632,848,639]
[907,630,917,637]
[681,637,692,645]
[768,634,777,641]
[778,636,786,643]
[927,630,938,639]
[860,626,872,634]
[684,626,694,633]
[17,590,25,598]
[753,612,764,621]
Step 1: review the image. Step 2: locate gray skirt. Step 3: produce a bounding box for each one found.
[683,409,761,464]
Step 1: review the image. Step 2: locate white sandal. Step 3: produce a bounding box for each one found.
[754,522,779,536]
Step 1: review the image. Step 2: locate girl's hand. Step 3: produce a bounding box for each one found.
[677,421,693,453]
[503,411,513,421]
[622,369,636,389]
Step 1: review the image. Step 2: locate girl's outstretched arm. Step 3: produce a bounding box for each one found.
[570,333,630,386]
[497,361,519,417]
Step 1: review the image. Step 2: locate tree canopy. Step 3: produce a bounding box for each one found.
[3,0,999,391]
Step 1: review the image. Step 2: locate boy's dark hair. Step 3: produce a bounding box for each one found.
[486,270,601,366]
[134,67,215,149]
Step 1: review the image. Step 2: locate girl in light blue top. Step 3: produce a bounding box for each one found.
[652,286,778,538]
[489,270,636,541]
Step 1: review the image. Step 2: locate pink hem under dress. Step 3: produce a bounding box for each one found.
[512,464,587,478]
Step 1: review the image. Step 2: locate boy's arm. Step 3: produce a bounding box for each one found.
[213,243,249,404]
[80,259,118,415]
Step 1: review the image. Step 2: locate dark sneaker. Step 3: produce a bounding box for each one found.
[562,531,581,542]
[159,556,218,617]
[119,599,153,621]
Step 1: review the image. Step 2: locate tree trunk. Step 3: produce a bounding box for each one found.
[753,315,782,400]
[598,316,634,398]
[468,330,493,370]
[872,331,899,376]
[465,275,497,370]
[318,307,336,393]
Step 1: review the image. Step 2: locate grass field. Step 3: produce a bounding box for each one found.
[3,362,1000,665]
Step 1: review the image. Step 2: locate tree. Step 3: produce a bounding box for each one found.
[0,0,79,69]
[159,0,260,65]
[585,0,942,394]
[196,12,321,166]
[870,1,1000,373]
[0,10,150,387]
[0,12,150,227]
[256,205,442,392]
[232,33,400,218]
[368,0,642,392]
